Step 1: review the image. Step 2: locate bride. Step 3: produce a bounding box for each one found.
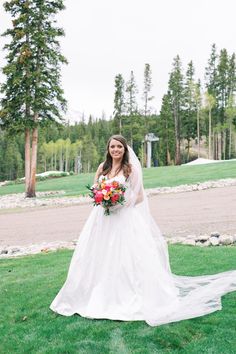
[50,135,236,326]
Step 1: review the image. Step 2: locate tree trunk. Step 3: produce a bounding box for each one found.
[25,128,31,195]
[26,125,38,197]
[229,124,232,159]
[187,139,190,161]
[220,131,224,160]
[174,108,181,165]
[59,149,63,171]
[119,117,122,135]
[208,109,211,159]
[197,108,200,158]
[74,157,78,173]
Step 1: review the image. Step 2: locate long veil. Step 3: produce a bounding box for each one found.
[127,146,236,326]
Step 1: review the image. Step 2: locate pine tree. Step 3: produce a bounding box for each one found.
[216,48,230,159]
[204,92,216,158]
[158,92,175,165]
[195,80,203,158]
[205,44,218,97]
[142,63,154,131]
[168,55,184,165]
[183,61,198,161]
[0,0,67,197]
[125,70,138,147]
[113,74,125,134]
[205,44,219,159]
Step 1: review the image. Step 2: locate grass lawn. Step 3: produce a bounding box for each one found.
[0,160,236,197]
[0,245,236,353]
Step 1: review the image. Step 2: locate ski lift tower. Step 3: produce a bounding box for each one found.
[145,133,159,168]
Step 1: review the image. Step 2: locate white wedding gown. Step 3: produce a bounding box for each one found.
[50,174,236,326]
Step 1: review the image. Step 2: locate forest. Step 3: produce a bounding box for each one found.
[0,0,236,184]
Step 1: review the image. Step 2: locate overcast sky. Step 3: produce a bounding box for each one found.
[1,0,236,122]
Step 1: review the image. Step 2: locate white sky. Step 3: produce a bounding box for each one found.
[1,0,236,122]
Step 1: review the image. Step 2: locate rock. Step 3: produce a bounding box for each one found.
[0,249,8,254]
[195,241,206,247]
[1,178,236,210]
[10,247,21,254]
[210,231,220,238]
[209,236,220,246]
[202,240,211,247]
[196,234,210,242]
[219,235,234,245]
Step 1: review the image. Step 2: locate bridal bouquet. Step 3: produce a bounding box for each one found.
[87,178,126,215]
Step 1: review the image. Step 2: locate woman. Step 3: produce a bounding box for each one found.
[50,135,236,326]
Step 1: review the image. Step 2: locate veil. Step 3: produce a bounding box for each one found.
[127,146,236,326]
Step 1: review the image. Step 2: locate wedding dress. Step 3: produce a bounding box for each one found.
[50,148,236,326]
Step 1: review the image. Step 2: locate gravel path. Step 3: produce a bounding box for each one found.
[0,185,236,249]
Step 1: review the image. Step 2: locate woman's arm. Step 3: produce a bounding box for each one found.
[94,162,104,184]
[135,186,144,205]
[127,165,144,206]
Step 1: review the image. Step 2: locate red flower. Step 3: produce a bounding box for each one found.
[104,184,111,191]
[94,191,103,203]
[111,193,120,203]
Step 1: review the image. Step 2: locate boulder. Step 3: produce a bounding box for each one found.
[209,236,220,246]
[210,231,220,238]
[196,234,210,242]
[219,235,234,246]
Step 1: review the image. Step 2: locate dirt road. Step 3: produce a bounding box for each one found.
[0,186,236,247]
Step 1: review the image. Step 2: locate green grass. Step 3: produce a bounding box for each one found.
[0,245,236,353]
[1,160,236,197]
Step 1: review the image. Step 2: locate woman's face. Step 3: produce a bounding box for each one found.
[109,139,125,161]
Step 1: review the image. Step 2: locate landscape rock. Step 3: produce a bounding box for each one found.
[1,178,236,210]
[210,231,220,238]
[209,236,220,246]
[196,234,210,242]
[219,235,234,245]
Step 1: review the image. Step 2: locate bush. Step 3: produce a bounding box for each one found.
[36,176,47,181]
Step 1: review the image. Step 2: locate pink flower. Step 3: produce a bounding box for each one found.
[104,184,111,191]
[94,191,103,203]
[111,193,120,203]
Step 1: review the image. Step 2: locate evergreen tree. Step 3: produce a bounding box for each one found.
[142,63,154,131]
[225,94,236,159]
[0,0,67,197]
[205,44,218,97]
[126,70,138,115]
[0,132,23,180]
[125,70,138,147]
[113,74,125,134]
[158,93,175,165]
[168,55,184,165]
[194,80,202,158]
[205,44,219,159]
[216,48,230,159]
[204,92,216,158]
[182,61,197,161]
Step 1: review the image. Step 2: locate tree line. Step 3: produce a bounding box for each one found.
[0,1,236,193]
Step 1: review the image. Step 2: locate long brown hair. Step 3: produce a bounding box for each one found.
[100,135,132,179]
